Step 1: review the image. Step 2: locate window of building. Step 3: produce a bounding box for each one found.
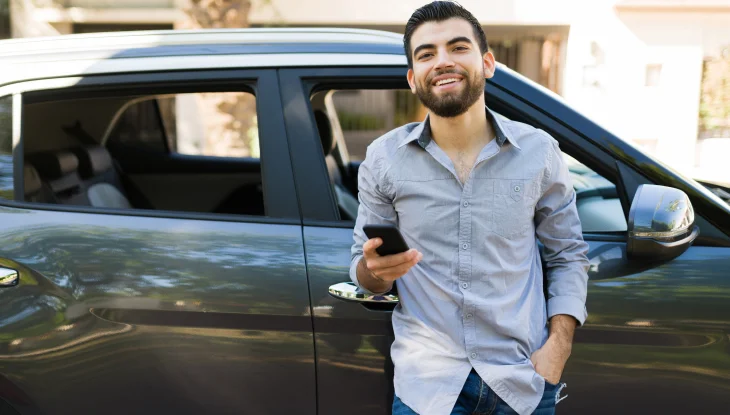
[645,64,662,87]
[72,23,173,34]
[0,0,9,39]
[0,96,12,200]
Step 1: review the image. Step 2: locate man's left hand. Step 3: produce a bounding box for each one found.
[530,336,570,384]
[530,314,577,384]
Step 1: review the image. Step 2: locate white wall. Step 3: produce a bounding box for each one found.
[561,1,730,182]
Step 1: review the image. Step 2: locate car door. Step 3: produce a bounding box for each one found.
[0,70,317,415]
[282,66,730,415]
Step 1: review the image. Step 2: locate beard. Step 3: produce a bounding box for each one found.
[415,68,485,118]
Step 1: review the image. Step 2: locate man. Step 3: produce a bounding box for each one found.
[349,1,589,414]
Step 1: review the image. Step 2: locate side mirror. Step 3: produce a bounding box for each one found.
[627,184,699,261]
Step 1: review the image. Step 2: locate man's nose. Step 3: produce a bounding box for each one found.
[433,49,455,70]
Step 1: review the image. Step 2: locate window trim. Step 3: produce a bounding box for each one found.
[4,69,300,222]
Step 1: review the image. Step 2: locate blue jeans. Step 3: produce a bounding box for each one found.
[392,369,564,415]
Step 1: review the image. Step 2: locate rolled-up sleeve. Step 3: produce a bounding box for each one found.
[534,137,590,326]
[349,145,398,291]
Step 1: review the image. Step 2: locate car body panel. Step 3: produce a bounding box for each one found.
[0,208,315,415]
[304,226,394,415]
[565,241,730,413]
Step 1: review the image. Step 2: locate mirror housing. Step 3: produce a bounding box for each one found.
[627,184,699,261]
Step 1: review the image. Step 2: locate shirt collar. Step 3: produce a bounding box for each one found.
[398,105,521,150]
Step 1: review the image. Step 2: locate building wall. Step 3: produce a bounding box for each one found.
[562,0,730,181]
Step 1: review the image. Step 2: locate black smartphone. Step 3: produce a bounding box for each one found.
[363,224,410,256]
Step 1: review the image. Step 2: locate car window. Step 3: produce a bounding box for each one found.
[21,87,269,217]
[107,98,168,153]
[311,87,627,233]
[331,89,425,161]
[0,96,13,200]
[563,153,627,233]
[109,92,260,159]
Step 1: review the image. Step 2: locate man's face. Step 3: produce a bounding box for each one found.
[407,18,495,118]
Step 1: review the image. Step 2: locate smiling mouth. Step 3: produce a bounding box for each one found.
[433,77,462,87]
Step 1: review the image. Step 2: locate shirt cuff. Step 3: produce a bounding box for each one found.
[349,254,392,296]
[547,295,587,326]
[349,255,363,286]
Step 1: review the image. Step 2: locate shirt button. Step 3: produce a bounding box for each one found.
[462,243,469,250]
[466,313,473,319]
[461,282,469,289]
[463,201,469,207]
[470,353,478,359]
[514,185,521,192]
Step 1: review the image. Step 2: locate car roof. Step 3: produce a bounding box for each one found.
[0,27,404,57]
[0,28,409,88]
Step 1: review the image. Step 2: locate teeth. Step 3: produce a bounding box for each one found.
[436,78,459,86]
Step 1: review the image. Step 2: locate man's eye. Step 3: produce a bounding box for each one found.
[418,53,433,60]
[455,46,468,51]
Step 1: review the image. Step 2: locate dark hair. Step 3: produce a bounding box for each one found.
[404,1,489,69]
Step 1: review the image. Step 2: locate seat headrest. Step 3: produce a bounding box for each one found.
[28,151,79,180]
[70,146,113,179]
[315,110,336,156]
[24,164,42,196]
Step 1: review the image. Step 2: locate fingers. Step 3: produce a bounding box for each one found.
[365,245,421,268]
[363,244,423,282]
[375,252,423,280]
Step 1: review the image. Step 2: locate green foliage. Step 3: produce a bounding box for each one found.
[699,52,730,137]
[337,111,385,131]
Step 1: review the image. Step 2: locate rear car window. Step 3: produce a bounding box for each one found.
[109,92,260,159]
[21,86,268,217]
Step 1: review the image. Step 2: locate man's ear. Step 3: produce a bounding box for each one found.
[483,51,496,79]
[407,69,417,94]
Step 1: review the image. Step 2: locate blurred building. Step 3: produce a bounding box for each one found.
[7,0,730,183]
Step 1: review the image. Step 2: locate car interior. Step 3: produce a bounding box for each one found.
[21,93,266,217]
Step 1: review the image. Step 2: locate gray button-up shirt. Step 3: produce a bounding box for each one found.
[350,107,589,415]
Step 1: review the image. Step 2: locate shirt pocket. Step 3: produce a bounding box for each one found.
[490,179,536,239]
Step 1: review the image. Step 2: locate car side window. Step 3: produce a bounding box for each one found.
[109,92,260,158]
[310,87,627,233]
[21,87,268,217]
[562,153,627,233]
[0,96,13,200]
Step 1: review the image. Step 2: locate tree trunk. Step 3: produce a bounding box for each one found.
[174,0,258,158]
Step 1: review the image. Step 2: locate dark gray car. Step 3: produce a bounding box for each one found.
[0,29,729,415]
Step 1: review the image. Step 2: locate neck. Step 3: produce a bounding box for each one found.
[429,97,494,152]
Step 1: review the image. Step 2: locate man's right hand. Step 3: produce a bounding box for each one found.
[356,238,422,293]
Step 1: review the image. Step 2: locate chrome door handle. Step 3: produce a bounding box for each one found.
[328,282,399,304]
[0,267,19,287]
